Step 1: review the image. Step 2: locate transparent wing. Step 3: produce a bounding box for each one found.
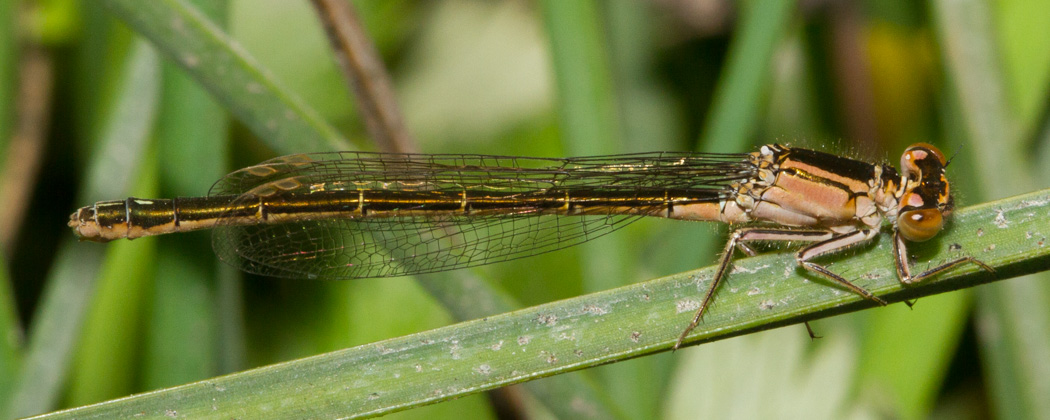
[212,210,646,279]
[208,151,753,196]
[209,151,754,279]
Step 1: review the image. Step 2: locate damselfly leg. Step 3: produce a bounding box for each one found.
[675,227,888,349]
[893,230,994,284]
[674,226,993,350]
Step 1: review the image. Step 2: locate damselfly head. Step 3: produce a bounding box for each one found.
[897,143,952,242]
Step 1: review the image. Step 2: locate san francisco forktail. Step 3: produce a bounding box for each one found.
[69,143,992,348]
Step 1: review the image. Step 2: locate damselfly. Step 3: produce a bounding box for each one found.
[69,143,992,348]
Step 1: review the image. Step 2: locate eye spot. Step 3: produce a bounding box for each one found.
[907,194,925,207]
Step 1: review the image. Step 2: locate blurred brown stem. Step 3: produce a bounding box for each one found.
[309,0,417,153]
[827,1,878,147]
[0,45,52,253]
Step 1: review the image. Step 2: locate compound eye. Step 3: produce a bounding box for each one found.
[898,208,944,242]
[901,143,947,181]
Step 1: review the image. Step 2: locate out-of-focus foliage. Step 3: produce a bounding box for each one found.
[0,0,1047,418]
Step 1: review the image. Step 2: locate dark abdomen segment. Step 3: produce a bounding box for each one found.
[69,188,728,242]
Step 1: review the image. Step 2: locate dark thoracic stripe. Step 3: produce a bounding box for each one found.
[778,167,861,197]
[783,147,876,185]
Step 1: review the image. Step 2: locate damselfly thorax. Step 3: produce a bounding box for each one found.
[69,143,991,348]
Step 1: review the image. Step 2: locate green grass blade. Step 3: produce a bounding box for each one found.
[934,0,1050,418]
[3,39,160,419]
[0,0,15,161]
[539,0,621,156]
[933,2,1025,194]
[417,273,625,420]
[0,5,18,403]
[539,2,646,417]
[100,0,350,154]
[0,257,20,409]
[0,0,22,379]
[28,188,1050,419]
[854,285,971,418]
[141,0,231,390]
[698,0,794,153]
[995,1,1050,130]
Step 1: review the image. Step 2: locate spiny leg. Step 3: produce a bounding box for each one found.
[674,227,835,350]
[674,230,744,350]
[892,230,994,285]
[795,228,887,305]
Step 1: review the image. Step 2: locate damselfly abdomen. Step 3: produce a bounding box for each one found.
[69,143,991,348]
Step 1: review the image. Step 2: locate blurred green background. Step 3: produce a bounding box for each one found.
[0,0,1048,418]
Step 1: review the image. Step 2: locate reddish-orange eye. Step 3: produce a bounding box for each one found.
[898,208,944,242]
[901,143,947,180]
